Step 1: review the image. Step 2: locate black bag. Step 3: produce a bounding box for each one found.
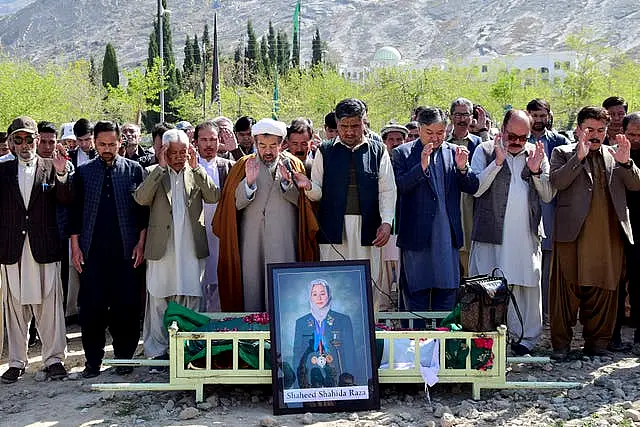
[457,268,523,342]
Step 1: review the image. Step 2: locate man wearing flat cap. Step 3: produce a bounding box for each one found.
[0,116,71,383]
[213,119,318,312]
[381,123,408,154]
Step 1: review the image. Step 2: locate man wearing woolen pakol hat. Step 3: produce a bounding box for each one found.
[213,118,318,312]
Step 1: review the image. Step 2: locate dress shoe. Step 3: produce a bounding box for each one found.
[81,366,101,379]
[511,343,531,356]
[550,348,569,361]
[45,362,67,380]
[607,339,632,352]
[584,347,615,358]
[115,366,133,375]
[1,367,25,384]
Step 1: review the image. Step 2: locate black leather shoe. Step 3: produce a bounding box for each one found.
[550,349,569,361]
[81,366,101,379]
[511,343,531,356]
[45,362,67,380]
[1,367,25,384]
[115,366,133,375]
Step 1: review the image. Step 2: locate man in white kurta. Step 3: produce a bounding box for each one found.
[299,99,397,312]
[235,119,300,312]
[0,116,70,383]
[469,110,554,355]
[135,129,220,359]
[195,121,234,312]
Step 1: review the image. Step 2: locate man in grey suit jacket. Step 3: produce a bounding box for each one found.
[134,129,220,361]
[194,120,234,312]
[549,106,640,360]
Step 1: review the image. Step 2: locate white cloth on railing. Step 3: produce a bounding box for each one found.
[379,338,440,386]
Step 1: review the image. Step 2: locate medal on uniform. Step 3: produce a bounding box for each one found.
[311,318,331,367]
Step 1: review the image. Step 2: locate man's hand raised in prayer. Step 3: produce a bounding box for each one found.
[494,133,507,166]
[611,134,632,165]
[52,143,68,174]
[245,157,260,187]
[527,140,545,173]
[421,143,434,171]
[157,144,169,168]
[454,146,469,171]
[576,128,592,161]
[187,144,199,169]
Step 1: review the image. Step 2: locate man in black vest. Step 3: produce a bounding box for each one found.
[469,110,553,356]
[295,98,397,311]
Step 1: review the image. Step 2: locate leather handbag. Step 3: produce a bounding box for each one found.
[457,269,522,341]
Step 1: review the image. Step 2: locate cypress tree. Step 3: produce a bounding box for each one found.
[102,42,120,88]
[277,30,290,74]
[203,23,213,67]
[292,30,300,69]
[246,19,259,78]
[260,35,269,75]
[268,21,277,66]
[193,34,202,67]
[312,27,322,66]
[183,35,193,76]
[89,56,98,86]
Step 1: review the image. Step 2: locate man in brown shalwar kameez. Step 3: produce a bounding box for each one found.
[549,106,640,360]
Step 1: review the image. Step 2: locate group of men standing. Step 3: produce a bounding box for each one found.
[2,93,640,385]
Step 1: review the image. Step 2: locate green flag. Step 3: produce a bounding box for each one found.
[293,0,301,35]
[272,68,279,120]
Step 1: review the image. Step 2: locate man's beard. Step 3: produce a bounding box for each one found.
[532,122,546,131]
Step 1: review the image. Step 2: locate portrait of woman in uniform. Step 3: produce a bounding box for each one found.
[268,261,378,414]
[292,279,355,389]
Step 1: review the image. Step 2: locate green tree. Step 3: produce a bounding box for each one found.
[105,57,166,124]
[101,42,120,88]
[193,34,202,67]
[183,35,194,77]
[312,28,322,66]
[268,21,277,67]
[203,23,213,68]
[246,19,260,79]
[277,29,290,74]
[292,30,300,69]
[89,56,98,86]
[260,36,270,74]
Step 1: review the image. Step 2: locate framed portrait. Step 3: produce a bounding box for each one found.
[267,260,380,415]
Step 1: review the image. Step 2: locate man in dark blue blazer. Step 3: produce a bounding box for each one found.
[392,107,479,317]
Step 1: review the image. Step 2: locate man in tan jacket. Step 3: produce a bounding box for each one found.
[134,129,219,362]
[549,106,640,360]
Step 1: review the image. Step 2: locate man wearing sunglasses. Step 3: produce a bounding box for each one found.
[469,109,554,357]
[0,116,71,384]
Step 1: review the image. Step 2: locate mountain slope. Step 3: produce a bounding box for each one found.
[0,0,639,68]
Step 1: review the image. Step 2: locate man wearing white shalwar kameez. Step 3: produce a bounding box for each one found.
[469,110,554,355]
[135,129,220,358]
[194,121,234,312]
[0,116,71,383]
[298,99,397,311]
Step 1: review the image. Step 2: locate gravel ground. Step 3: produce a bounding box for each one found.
[1,323,640,426]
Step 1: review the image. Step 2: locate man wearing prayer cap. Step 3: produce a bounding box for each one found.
[213,118,318,311]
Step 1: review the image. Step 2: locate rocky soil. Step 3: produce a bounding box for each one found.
[2,323,640,427]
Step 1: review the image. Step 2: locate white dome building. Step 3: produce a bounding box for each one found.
[371,46,402,68]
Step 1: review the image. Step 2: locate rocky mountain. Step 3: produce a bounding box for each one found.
[0,0,639,69]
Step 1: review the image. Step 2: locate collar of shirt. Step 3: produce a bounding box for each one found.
[528,129,552,144]
[18,157,35,168]
[168,165,186,177]
[333,135,370,151]
[199,157,216,167]
[446,132,472,143]
[98,155,120,169]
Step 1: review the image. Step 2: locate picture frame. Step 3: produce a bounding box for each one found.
[267,260,380,415]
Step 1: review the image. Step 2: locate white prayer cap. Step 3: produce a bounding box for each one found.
[60,122,76,140]
[251,118,287,138]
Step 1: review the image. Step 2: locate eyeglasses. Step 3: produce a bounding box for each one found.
[506,133,529,143]
[13,135,36,146]
[453,112,471,118]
